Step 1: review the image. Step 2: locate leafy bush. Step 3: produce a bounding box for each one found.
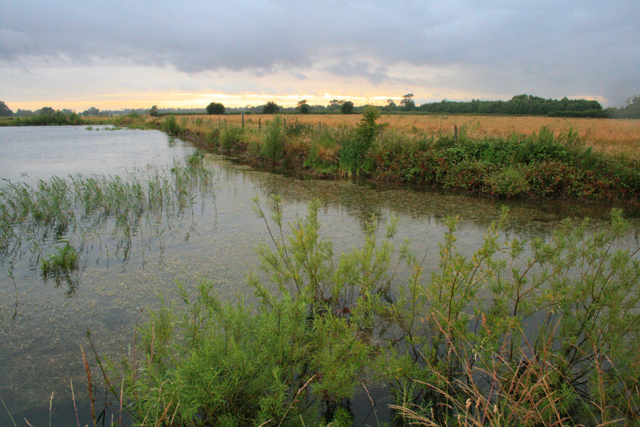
[486,164,532,197]
[261,116,285,167]
[304,129,341,173]
[97,197,640,426]
[442,159,495,191]
[162,114,181,136]
[338,107,382,176]
[219,126,244,153]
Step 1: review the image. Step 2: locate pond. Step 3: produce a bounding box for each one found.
[0,125,638,426]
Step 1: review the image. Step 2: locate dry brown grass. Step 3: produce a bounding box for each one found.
[163,114,640,159]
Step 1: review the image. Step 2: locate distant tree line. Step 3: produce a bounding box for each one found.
[605,95,640,119]
[2,94,640,120]
[0,105,84,126]
[415,94,605,117]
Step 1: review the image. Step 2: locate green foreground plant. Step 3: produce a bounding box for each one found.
[96,196,640,426]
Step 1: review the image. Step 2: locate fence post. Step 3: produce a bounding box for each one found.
[242,112,245,128]
[454,125,458,144]
[259,118,261,131]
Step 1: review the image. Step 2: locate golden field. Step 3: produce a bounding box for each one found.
[177,114,640,158]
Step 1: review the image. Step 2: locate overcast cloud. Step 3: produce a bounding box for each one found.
[1,0,639,109]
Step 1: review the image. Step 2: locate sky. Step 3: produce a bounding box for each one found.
[1,0,639,112]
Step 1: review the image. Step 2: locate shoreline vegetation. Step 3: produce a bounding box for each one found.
[118,110,640,211]
[3,105,637,209]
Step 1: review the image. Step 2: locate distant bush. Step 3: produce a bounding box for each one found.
[340,101,354,114]
[206,102,225,115]
[263,101,280,114]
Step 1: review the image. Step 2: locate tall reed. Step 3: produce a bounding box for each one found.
[0,151,215,265]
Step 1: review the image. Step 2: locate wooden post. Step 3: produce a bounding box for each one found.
[242,112,245,128]
[259,118,261,130]
[454,125,458,144]
[218,117,221,127]
[319,121,322,130]
[224,119,227,127]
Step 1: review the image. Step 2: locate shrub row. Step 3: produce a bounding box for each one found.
[142,114,640,207]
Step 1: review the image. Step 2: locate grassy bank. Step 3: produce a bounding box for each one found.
[0,113,115,127]
[127,112,640,209]
[94,197,640,426]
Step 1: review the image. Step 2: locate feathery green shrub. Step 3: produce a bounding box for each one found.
[100,198,640,426]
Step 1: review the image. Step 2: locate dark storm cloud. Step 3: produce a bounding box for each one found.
[2,0,639,105]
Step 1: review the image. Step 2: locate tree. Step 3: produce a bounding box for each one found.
[15,109,33,117]
[263,101,280,114]
[82,107,101,116]
[328,99,344,112]
[206,102,226,115]
[340,101,355,114]
[37,107,56,116]
[400,93,415,111]
[261,115,285,167]
[0,101,13,117]
[356,106,381,144]
[149,105,159,117]
[296,99,310,114]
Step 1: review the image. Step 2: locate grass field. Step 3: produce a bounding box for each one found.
[176,114,640,158]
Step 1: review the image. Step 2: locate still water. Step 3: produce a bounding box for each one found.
[0,125,638,425]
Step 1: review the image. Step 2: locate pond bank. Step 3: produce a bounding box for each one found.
[131,112,640,214]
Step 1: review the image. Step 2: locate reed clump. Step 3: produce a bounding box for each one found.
[97,197,640,426]
[0,151,214,264]
[40,240,79,275]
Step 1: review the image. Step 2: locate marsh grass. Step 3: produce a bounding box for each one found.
[40,240,80,295]
[0,152,215,267]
